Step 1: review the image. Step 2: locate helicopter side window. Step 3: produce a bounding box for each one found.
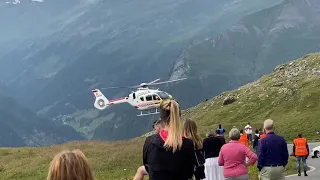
[146,95,152,101]
[133,93,136,99]
[140,96,144,101]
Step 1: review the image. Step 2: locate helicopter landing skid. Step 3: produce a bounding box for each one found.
[137,109,159,117]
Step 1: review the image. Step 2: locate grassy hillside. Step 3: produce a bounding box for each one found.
[184,52,320,142]
[1,52,320,179]
[0,139,299,180]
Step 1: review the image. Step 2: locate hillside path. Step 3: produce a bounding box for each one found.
[285,142,320,180]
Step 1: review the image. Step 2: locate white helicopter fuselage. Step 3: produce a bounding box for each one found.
[92,77,186,116]
[92,88,172,111]
[127,88,172,110]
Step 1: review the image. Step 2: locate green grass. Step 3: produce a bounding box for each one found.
[0,53,319,179]
[0,139,302,180]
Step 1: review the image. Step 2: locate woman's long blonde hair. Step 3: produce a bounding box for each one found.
[47,149,95,180]
[183,119,202,150]
[160,99,183,153]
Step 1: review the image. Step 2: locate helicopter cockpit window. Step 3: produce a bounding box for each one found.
[140,97,144,101]
[146,95,152,101]
[157,91,170,99]
[153,94,160,100]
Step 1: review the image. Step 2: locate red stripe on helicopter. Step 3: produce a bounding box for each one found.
[109,97,126,102]
[136,102,158,107]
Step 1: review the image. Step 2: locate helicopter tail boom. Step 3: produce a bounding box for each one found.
[92,89,110,110]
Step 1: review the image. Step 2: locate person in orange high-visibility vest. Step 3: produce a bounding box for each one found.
[293,133,309,176]
[260,133,267,139]
[239,129,249,147]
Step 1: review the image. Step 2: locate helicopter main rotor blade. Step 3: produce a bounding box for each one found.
[101,86,133,90]
[148,77,187,86]
[148,78,161,84]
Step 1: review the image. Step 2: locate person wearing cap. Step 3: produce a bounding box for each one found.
[293,133,309,176]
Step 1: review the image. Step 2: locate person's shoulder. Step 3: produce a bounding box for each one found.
[183,137,194,145]
[182,137,195,150]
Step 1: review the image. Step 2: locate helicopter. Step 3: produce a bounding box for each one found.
[91,78,187,116]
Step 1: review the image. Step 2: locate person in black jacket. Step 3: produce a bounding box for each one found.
[134,119,166,180]
[143,99,197,180]
[202,130,224,180]
[253,129,260,154]
[183,119,205,180]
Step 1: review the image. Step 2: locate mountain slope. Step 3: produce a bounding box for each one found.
[184,52,320,141]
[0,94,84,147]
[1,52,319,180]
[1,0,320,141]
[0,0,284,141]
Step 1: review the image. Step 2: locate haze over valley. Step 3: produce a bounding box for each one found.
[1,0,320,145]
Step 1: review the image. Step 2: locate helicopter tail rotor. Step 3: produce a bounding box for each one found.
[92,89,109,110]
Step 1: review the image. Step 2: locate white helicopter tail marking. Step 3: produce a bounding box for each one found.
[92,89,110,110]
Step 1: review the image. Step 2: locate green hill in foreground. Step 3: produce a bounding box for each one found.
[1,52,320,180]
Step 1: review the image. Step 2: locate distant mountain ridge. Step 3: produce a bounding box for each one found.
[0,94,84,147]
[1,0,320,141]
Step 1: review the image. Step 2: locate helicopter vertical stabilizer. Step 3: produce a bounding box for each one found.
[92,89,110,110]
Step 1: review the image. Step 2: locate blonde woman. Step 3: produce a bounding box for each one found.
[47,149,95,180]
[183,119,206,180]
[143,99,196,180]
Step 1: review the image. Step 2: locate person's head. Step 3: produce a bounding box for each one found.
[298,133,302,138]
[154,119,166,133]
[218,124,222,128]
[183,119,202,149]
[259,128,262,132]
[47,149,95,180]
[248,122,250,125]
[255,129,259,134]
[159,99,183,153]
[208,129,217,137]
[239,129,243,134]
[263,119,274,133]
[229,128,241,141]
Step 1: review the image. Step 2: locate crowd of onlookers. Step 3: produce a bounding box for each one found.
[45,99,310,180]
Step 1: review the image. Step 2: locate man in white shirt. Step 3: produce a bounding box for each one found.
[245,122,253,144]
